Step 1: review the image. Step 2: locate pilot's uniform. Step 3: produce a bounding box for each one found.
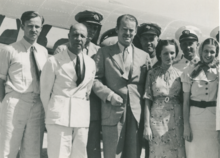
[173,26,202,73]
[75,10,103,158]
[136,23,162,66]
[174,55,199,72]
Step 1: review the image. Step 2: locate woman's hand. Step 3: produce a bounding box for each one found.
[184,123,192,142]
[218,131,220,144]
[144,126,153,141]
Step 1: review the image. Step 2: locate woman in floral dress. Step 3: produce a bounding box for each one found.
[143,39,186,158]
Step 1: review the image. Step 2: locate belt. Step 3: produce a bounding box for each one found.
[154,96,179,103]
[190,100,216,108]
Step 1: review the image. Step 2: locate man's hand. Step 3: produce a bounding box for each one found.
[110,93,123,106]
[184,123,192,142]
[143,126,153,141]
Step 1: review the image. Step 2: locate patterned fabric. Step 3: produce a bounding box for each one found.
[144,66,186,158]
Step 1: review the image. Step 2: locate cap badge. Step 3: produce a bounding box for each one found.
[183,30,190,35]
[94,14,99,21]
[146,25,151,30]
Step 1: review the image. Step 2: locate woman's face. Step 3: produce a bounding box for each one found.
[202,44,216,64]
[160,44,176,66]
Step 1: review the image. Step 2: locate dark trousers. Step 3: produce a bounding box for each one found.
[87,120,101,158]
[137,110,150,158]
[144,140,150,158]
[102,105,140,158]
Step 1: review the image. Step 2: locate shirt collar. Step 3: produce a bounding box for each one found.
[117,42,132,54]
[21,37,37,51]
[67,47,84,59]
[181,54,200,64]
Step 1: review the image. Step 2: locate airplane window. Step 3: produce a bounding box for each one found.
[0,16,21,45]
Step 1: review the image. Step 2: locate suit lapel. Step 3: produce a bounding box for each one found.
[72,54,91,95]
[57,49,76,79]
[108,44,124,74]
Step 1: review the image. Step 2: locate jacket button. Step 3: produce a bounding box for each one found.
[206,93,208,95]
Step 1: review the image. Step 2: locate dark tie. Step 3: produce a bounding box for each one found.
[75,55,82,86]
[30,46,40,80]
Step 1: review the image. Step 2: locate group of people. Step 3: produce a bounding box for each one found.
[0,9,219,158]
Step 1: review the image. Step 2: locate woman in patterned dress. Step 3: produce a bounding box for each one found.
[182,38,219,158]
[143,39,186,158]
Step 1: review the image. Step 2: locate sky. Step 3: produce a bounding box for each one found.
[110,0,219,29]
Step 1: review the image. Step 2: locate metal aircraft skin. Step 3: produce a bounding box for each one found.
[0,0,212,54]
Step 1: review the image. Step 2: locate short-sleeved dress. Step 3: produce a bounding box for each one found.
[144,66,186,158]
[181,66,219,158]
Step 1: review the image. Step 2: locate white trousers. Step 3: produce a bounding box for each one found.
[0,91,45,158]
[46,124,89,158]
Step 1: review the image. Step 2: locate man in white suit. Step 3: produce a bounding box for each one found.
[0,11,48,158]
[40,23,96,158]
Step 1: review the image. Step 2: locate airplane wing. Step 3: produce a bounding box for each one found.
[0,0,217,53]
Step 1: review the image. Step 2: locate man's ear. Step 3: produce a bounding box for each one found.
[21,24,24,31]
[197,42,200,48]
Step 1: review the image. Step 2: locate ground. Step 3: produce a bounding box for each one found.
[40,133,146,158]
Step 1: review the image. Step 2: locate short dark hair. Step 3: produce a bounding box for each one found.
[201,38,219,57]
[156,39,179,63]
[116,14,138,29]
[21,11,44,25]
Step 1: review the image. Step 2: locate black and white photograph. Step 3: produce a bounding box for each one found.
[0,0,219,158]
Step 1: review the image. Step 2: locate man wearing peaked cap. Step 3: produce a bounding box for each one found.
[136,23,161,66]
[75,10,103,158]
[210,26,219,42]
[75,10,103,47]
[173,25,201,73]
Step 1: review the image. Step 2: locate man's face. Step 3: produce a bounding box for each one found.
[116,18,137,47]
[21,16,42,43]
[140,34,158,57]
[68,24,87,51]
[180,39,199,61]
[84,22,99,41]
